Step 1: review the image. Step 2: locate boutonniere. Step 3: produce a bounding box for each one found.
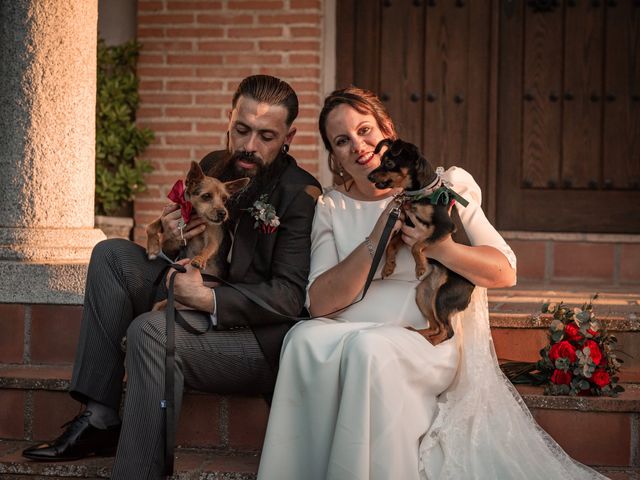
[247,194,280,233]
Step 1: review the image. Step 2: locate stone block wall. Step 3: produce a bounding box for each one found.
[134,0,325,243]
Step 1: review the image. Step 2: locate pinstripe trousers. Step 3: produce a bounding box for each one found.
[70,239,276,479]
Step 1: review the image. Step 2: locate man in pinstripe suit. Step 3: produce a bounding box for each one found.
[23,75,321,479]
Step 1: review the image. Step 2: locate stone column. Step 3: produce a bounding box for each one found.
[0,0,105,304]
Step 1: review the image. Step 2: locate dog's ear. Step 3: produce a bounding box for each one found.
[186,161,205,190]
[373,138,393,155]
[390,139,406,157]
[224,177,250,195]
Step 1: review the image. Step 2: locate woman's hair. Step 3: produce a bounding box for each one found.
[318,86,397,180]
[232,75,299,127]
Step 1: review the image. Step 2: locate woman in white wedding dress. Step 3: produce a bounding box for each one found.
[257,87,608,480]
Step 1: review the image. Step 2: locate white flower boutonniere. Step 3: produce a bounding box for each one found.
[248,194,280,233]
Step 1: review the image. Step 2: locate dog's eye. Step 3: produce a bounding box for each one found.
[384,159,395,169]
[201,193,212,201]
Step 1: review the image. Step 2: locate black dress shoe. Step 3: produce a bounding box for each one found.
[22,411,121,461]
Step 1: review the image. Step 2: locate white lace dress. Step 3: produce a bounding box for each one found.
[257,168,608,480]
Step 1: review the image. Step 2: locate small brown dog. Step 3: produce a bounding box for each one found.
[368,139,475,345]
[146,161,249,277]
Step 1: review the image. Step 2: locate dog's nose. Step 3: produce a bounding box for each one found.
[215,210,227,222]
[367,172,377,182]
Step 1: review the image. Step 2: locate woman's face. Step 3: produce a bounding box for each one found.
[324,104,389,189]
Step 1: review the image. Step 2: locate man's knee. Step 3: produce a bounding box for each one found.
[126,312,165,356]
[90,238,132,267]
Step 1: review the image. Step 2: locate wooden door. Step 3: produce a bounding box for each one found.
[336,0,494,212]
[497,0,640,232]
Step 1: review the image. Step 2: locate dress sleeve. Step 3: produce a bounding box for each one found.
[445,167,517,271]
[305,193,340,307]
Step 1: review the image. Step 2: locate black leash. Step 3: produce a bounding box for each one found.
[161,201,401,476]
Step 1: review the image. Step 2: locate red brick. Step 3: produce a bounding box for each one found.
[290,53,320,64]
[138,13,194,24]
[166,80,223,91]
[228,396,269,450]
[137,107,164,118]
[139,80,164,91]
[167,54,223,65]
[197,14,253,24]
[144,147,192,159]
[228,1,284,10]
[141,121,193,132]
[532,409,631,466]
[259,40,319,51]
[193,93,232,104]
[0,304,24,363]
[198,41,254,52]
[291,26,321,37]
[195,122,226,133]
[138,1,164,12]
[165,106,222,118]
[138,66,194,77]
[260,66,320,77]
[0,390,25,438]
[508,240,546,281]
[166,1,222,10]
[291,0,321,7]
[30,305,82,364]
[553,242,615,280]
[165,135,218,146]
[139,52,165,65]
[620,243,640,283]
[196,66,253,78]
[138,27,165,38]
[225,54,282,65]
[143,41,194,52]
[140,93,193,105]
[176,394,222,448]
[166,27,224,38]
[228,27,283,38]
[32,391,80,441]
[258,13,319,24]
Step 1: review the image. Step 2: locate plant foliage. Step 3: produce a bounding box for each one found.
[96,38,154,216]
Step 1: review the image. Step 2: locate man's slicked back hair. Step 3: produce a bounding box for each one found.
[231,75,299,126]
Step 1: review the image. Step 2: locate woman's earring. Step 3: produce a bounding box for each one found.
[338,165,344,177]
[281,144,290,154]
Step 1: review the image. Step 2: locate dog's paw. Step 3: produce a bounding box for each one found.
[147,253,157,260]
[382,262,396,278]
[415,265,427,279]
[191,256,206,270]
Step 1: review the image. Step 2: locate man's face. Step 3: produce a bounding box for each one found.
[227,95,296,177]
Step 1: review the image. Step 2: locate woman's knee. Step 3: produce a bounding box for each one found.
[343,329,392,364]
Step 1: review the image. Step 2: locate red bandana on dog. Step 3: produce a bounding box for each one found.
[167,180,193,223]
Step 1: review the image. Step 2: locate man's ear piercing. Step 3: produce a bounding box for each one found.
[282,144,290,154]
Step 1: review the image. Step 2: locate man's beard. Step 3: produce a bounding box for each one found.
[213,149,288,220]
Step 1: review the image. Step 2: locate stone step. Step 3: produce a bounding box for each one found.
[1,365,638,471]
[0,440,259,479]
[0,366,269,452]
[490,286,640,382]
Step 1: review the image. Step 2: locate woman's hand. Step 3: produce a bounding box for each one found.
[160,204,207,256]
[368,198,403,246]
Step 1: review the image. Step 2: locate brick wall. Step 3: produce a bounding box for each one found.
[134,0,324,243]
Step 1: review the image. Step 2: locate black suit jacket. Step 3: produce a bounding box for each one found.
[199,151,321,371]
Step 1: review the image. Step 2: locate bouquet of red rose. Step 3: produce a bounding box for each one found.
[501,295,625,397]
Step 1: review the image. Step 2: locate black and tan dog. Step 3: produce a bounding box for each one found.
[146,161,249,277]
[368,139,475,345]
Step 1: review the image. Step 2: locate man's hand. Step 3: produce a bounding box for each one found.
[166,259,215,313]
[160,204,207,256]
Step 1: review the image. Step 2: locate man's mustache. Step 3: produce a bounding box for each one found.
[231,150,264,167]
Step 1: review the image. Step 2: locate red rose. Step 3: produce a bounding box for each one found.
[583,340,602,365]
[592,369,610,388]
[551,369,572,385]
[587,328,600,338]
[564,323,582,342]
[549,341,577,363]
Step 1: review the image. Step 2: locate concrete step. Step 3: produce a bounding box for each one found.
[0,439,259,479]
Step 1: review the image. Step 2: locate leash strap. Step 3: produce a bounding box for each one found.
[162,268,183,477]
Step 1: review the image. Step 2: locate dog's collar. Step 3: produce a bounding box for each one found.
[403,175,442,198]
[402,167,469,208]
